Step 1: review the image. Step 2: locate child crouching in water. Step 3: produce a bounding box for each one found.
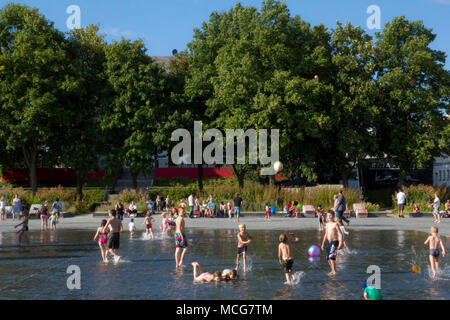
[278,231,300,284]
[93,220,109,262]
[424,226,446,278]
[15,212,29,244]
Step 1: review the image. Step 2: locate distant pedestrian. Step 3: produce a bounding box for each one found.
[233,193,243,223]
[336,190,349,226]
[430,193,441,224]
[396,189,406,218]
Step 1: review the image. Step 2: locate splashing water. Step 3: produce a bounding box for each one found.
[285,271,305,286]
[237,254,254,272]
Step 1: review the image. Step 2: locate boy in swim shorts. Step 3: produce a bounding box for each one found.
[424,226,446,278]
[278,231,300,284]
[174,208,188,269]
[321,210,342,276]
[14,212,29,244]
[144,212,154,240]
[103,210,123,264]
[235,224,252,272]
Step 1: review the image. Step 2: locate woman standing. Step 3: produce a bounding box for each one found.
[12,194,21,221]
[115,201,125,221]
[40,200,50,231]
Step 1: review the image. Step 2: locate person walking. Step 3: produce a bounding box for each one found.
[336,190,350,226]
[233,193,243,223]
[188,193,194,219]
[396,189,406,218]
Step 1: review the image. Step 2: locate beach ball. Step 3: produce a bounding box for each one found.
[308,245,320,257]
[273,161,284,173]
[412,265,422,273]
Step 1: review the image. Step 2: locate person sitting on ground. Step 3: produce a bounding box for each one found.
[208,198,216,217]
[191,262,223,283]
[201,200,208,218]
[443,200,450,218]
[128,201,138,217]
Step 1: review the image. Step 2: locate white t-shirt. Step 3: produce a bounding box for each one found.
[433,197,441,211]
[397,192,406,205]
[129,222,135,231]
[0,200,5,209]
[188,195,194,206]
[129,204,137,211]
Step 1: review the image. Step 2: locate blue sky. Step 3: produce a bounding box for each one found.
[4,0,450,67]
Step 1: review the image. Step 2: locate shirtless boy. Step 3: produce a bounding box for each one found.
[424,226,446,278]
[174,208,188,269]
[235,224,252,272]
[278,231,300,284]
[321,210,342,276]
[103,209,123,264]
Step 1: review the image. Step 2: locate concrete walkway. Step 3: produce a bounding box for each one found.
[1,214,449,237]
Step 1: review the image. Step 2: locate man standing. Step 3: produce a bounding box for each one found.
[430,193,441,224]
[233,193,243,223]
[188,193,194,219]
[396,189,406,218]
[174,208,188,268]
[336,190,350,226]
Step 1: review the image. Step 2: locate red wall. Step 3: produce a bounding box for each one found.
[155,167,285,179]
[1,168,105,183]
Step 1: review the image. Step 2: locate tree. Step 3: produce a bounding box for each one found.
[56,25,108,200]
[103,39,166,190]
[374,16,450,185]
[0,4,71,195]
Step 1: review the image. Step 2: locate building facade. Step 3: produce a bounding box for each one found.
[433,156,450,187]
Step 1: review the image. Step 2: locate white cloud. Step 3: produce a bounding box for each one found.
[101,27,136,38]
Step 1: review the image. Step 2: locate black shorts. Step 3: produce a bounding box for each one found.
[282,259,294,273]
[107,233,120,250]
[326,241,339,261]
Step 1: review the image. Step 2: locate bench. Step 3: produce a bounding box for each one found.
[353,203,368,218]
[302,205,315,218]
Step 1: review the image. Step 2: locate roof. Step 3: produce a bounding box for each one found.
[151,56,175,68]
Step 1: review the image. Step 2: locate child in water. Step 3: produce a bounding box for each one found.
[144,212,154,240]
[321,210,343,276]
[14,212,29,244]
[227,202,232,219]
[191,262,222,283]
[93,219,109,262]
[129,218,136,236]
[316,205,325,232]
[49,211,57,231]
[337,218,351,253]
[235,224,252,273]
[424,226,446,278]
[278,231,300,284]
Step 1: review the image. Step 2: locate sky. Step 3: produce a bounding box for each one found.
[3,0,450,67]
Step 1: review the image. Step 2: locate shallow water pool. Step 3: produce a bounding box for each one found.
[0,228,448,300]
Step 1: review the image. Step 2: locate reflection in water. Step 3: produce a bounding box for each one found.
[0,229,449,299]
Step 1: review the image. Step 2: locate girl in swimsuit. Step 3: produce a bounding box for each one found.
[40,201,49,231]
[191,262,223,282]
[93,220,109,262]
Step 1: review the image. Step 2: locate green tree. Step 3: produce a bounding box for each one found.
[374,16,450,185]
[103,39,166,190]
[56,25,108,200]
[0,4,70,195]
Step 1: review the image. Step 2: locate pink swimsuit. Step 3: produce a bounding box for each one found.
[99,232,108,244]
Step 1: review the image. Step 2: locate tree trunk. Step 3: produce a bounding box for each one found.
[23,146,38,196]
[269,175,275,186]
[398,170,406,188]
[76,170,84,201]
[238,174,245,191]
[198,165,203,192]
[131,172,138,191]
[341,171,349,188]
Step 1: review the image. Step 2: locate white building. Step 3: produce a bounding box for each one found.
[433,156,450,187]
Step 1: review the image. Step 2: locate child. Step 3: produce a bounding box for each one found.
[50,211,57,231]
[219,202,226,218]
[129,218,136,236]
[337,218,351,253]
[316,205,325,232]
[14,212,29,244]
[227,202,232,219]
[93,220,109,263]
[191,262,222,283]
[222,268,238,281]
[144,212,154,240]
[235,224,252,272]
[278,231,300,284]
[265,204,271,221]
[429,193,441,224]
[40,200,49,231]
[321,210,343,276]
[160,212,168,233]
[0,195,5,221]
[413,204,420,214]
[424,226,446,278]
[103,209,123,264]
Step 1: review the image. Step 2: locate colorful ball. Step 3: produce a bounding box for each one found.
[308,245,320,257]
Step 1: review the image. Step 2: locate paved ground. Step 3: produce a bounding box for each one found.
[1,214,449,237]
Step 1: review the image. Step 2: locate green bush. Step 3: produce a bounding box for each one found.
[392,185,450,212]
